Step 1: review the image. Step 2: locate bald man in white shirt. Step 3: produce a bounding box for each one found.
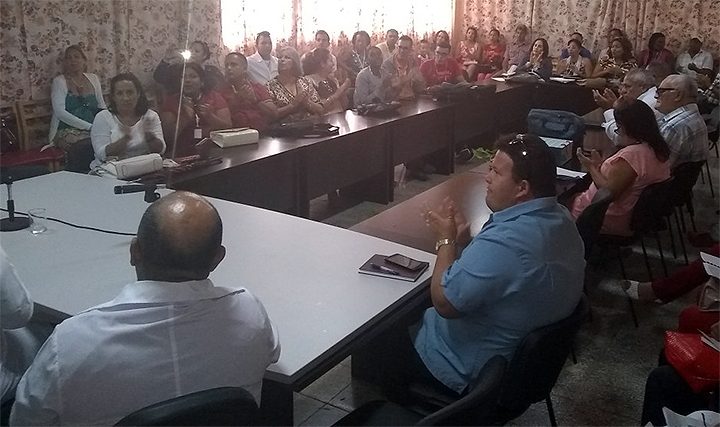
[10,192,280,425]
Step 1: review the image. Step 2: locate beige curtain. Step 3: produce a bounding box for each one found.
[458,0,720,60]
[0,0,224,105]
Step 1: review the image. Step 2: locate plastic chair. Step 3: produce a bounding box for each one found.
[114,387,258,426]
[333,355,507,426]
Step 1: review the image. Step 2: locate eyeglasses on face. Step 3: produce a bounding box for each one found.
[655,87,676,96]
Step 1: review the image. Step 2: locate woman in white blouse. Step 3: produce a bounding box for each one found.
[90,73,165,169]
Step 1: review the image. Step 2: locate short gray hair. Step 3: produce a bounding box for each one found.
[625,69,655,89]
[665,74,698,100]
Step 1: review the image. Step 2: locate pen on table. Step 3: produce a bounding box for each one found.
[371,263,400,275]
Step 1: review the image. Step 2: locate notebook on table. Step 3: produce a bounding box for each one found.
[358,254,429,282]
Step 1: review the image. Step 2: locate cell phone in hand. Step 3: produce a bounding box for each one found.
[385,254,425,271]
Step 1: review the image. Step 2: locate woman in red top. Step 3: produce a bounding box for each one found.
[220,52,277,132]
[476,29,506,81]
[159,62,231,157]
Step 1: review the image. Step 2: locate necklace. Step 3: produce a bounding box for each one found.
[67,74,86,93]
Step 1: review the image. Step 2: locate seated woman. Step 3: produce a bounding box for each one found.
[49,45,106,171]
[433,30,451,50]
[154,40,225,93]
[517,38,552,80]
[303,48,351,115]
[476,28,505,80]
[159,62,231,158]
[266,47,324,122]
[456,27,480,81]
[90,73,165,169]
[556,39,593,78]
[219,52,277,132]
[591,37,637,85]
[570,99,671,236]
[638,32,675,69]
[338,31,370,84]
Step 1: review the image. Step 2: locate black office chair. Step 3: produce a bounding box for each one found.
[114,387,258,426]
[575,187,614,261]
[489,295,589,426]
[343,296,589,427]
[333,355,508,426]
[669,161,705,263]
[596,179,675,326]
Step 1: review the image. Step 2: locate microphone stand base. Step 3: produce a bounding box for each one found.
[0,216,31,232]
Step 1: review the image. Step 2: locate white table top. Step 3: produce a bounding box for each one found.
[0,172,435,384]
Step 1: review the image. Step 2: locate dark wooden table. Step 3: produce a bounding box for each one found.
[169,81,597,218]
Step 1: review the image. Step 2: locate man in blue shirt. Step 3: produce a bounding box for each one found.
[381,134,585,398]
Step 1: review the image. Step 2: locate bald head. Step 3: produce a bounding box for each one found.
[131,191,225,281]
[655,74,698,114]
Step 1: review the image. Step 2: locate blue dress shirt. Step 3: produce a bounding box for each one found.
[413,197,585,393]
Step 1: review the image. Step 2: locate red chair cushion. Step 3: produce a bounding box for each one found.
[0,147,64,168]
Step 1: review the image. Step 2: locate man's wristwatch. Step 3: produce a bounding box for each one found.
[435,238,455,251]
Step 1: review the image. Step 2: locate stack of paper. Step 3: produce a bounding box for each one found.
[210,128,259,148]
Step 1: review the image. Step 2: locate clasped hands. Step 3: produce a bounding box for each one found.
[592,88,618,110]
[577,148,603,170]
[422,197,470,245]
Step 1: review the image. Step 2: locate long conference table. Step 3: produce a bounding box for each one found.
[0,172,435,425]
[169,81,596,217]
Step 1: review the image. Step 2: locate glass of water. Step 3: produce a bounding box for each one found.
[28,208,47,235]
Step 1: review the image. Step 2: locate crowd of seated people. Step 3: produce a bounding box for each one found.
[9,22,720,425]
[42,26,718,178]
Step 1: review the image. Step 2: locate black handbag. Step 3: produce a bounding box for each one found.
[266,120,339,138]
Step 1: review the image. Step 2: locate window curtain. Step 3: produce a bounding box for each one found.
[0,0,224,105]
[221,0,454,56]
[458,0,720,60]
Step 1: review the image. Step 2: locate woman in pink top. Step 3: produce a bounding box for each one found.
[571,99,671,236]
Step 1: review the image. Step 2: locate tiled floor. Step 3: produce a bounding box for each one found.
[296,151,719,426]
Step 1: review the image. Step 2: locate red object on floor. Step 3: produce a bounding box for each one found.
[652,244,720,303]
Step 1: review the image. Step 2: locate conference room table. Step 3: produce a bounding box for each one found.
[350,116,616,253]
[169,80,597,218]
[0,172,435,425]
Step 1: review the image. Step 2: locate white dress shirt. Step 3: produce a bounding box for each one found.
[246,51,279,85]
[1,247,34,403]
[603,86,662,145]
[10,279,280,426]
[376,41,396,61]
[676,50,714,79]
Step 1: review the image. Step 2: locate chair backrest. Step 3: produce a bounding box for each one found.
[629,178,674,233]
[417,355,507,426]
[16,99,52,150]
[575,187,613,260]
[114,387,258,426]
[670,161,704,206]
[495,295,589,416]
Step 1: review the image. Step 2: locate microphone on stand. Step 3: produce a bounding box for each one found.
[113,183,162,203]
[0,175,31,232]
